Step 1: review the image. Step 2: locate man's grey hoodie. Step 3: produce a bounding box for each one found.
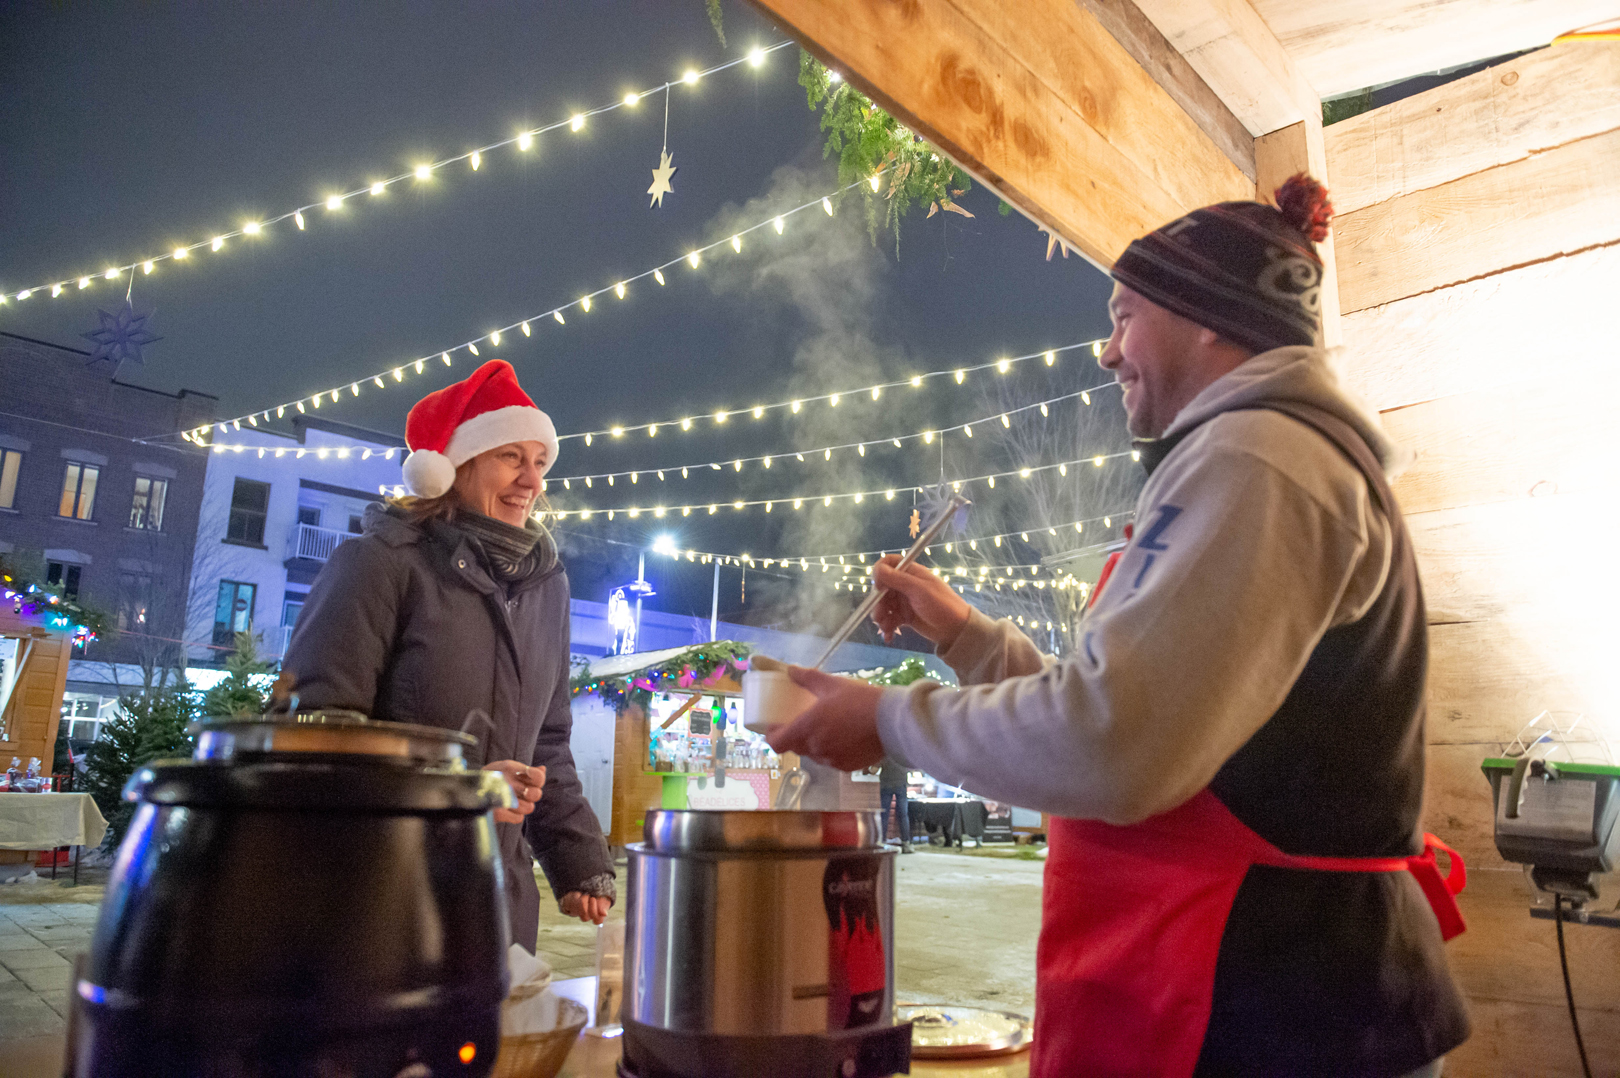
[875,345,1409,823]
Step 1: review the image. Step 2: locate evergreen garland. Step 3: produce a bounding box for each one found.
[797,51,974,251]
[0,555,110,642]
[571,640,754,712]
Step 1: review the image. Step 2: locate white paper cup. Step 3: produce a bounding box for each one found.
[741,669,816,734]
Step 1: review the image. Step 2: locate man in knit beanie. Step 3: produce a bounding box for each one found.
[770,176,1469,1077]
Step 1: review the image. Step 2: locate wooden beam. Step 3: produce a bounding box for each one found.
[1074,0,1255,179]
[1254,0,1620,100]
[746,0,1253,268]
[1129,0,1321,135]
[1339,242,1620,411]
[1336,125,1620,312]
[1326,42,1620,215]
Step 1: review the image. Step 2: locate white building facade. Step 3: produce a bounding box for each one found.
[184,417,404,666]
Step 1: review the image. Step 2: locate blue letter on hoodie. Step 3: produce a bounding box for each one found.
[1130,505,1183,589]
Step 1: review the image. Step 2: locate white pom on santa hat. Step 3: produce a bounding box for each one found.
[402,360,558,498]
[402,449,456,498]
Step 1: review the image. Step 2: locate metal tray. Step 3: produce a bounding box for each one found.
[898,1004,1033,1058]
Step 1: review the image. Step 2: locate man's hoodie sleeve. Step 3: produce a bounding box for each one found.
[874,437,1378,824]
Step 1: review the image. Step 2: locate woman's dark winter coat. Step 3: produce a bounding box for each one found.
[283,502,612,952]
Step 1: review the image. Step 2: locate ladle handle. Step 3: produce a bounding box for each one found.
[811,495,970,670]
[774,767,809,810]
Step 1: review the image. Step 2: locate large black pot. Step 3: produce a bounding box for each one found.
[66,712,515,1078]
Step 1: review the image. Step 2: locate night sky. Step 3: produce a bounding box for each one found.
[0,2,1134,634]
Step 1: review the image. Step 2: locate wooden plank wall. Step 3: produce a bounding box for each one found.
[1328,41,1620,1077]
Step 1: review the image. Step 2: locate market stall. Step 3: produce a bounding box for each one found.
[575,643,890,846]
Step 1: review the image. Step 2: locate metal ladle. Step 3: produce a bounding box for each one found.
[773,495,970,811]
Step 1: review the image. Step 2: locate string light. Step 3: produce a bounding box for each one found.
[170,172,884,441]
[8,42,797,304]
[647,513,1130,576]
[557,340,1105,444]
[543,452,1136,519]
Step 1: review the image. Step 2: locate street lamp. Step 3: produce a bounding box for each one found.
[650,533,719,642]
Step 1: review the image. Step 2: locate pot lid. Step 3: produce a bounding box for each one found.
[642,809,884,852]
[190,710,474,766]
[899,1004,1033,1058]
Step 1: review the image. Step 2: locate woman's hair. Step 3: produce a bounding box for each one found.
[385,461,557,537]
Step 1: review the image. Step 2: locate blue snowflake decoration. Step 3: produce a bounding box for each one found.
[918,481,971,536]
[82,302,162,371]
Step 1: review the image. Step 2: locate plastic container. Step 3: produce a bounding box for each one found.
[741,670,816,734]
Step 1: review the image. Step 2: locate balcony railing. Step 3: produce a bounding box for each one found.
[292,523,354,563]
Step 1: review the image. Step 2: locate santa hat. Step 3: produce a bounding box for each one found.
[401,360,558,497]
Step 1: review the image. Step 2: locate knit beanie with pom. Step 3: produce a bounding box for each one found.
[1109,173,1335,354]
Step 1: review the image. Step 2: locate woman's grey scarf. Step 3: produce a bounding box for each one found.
[456,511,554,583]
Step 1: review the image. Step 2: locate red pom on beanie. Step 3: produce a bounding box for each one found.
[1274,173,1334,243]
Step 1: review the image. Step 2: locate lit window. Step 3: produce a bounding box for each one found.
[129,476,168,531]
[58,462,99,520]
[213,580,257,649]
[118,573,155,631]
[0,449,21,509]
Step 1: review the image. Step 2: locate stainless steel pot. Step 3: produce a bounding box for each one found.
[622,810,911,1078]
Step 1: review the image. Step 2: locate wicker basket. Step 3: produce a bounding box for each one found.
[491,996,588,1078]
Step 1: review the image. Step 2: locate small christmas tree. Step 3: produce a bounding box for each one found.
[202,632,273,718]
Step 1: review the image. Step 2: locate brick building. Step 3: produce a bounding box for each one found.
[0,331,216,710]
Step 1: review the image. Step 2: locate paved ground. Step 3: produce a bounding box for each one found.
[0,845,1044,1074]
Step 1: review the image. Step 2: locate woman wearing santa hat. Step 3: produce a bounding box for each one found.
[284,359,614,949]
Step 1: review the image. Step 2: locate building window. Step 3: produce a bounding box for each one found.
[348,514,363,534]
[0,449,21,509]
[46,562,82,600]
[281,599,305,627]
[226,478,270,545]
[213,580,257,649]
[297,505,321,527]
[129,476,168,531]
[118,573,156,632]
[58,462,99,520]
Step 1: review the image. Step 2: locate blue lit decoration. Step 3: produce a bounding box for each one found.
[607,577,657,655]
[82,301,162,373]
[607,588,635,655]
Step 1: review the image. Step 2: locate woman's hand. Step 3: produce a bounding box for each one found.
[561,892,611,925]
[871,555,972,649]
[483,760,545,825]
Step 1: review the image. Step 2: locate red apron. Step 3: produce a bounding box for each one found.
[1032,790,1466,1078]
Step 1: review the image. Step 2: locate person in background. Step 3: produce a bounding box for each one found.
[878,756,913,853]
[284,360,614,952]
[768,176,1468,1078]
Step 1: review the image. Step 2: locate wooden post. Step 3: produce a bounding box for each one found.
[1254,119,1341,347]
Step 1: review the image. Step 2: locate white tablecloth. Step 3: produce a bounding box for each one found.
[0,792,108,850]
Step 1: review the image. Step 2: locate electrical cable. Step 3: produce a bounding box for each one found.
[1553,895,1593,1078]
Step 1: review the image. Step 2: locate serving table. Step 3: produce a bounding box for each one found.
[547,976,1030,1078]
[0,792,107,883]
